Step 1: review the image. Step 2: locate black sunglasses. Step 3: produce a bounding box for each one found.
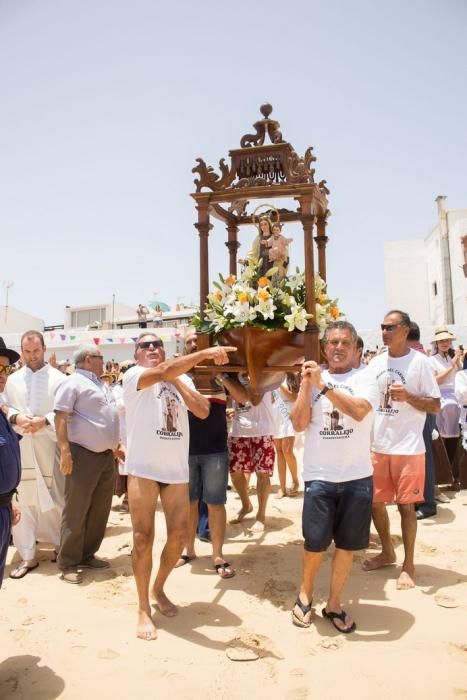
[380,323,402,332]
[138,340,163,349]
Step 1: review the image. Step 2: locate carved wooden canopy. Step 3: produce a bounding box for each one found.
[191,103,330,223]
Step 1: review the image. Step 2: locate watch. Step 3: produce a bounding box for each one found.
[320,383,333,396]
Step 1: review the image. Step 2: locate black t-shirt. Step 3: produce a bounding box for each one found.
[188,399,228,455]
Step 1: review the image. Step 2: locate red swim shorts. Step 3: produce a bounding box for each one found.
[228,436,275,476]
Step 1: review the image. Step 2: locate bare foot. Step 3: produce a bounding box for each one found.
[153,590,178,617]
[397,569,415,589]
[288,482,300,496]
[229,503,253,524]
[137,609,157,641]
[362,553,396,571]
[274,489,286,500]
[249,520,265,533]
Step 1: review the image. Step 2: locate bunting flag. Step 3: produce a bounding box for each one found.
[105,338,113,343]
[70,335,76,341]
[119,338,126,344]
[50,332,56,340]
[93,338,101,345]
[60,334,66,341]
[131,337,137,343]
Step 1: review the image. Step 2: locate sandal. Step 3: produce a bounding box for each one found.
[60,569,83,584]
[9,561,39,579]
[292,596,312,628]
[322,607,356,634]
[214,562,235,579]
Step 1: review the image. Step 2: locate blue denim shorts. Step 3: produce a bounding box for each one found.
[188,453,229,505]
[302,476,373,552]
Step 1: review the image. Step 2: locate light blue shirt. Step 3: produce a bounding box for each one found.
[54,369,119,453]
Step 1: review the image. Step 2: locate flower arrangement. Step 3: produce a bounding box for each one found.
[193,258,342,336]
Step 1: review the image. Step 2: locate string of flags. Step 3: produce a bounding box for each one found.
[43,331,181,345]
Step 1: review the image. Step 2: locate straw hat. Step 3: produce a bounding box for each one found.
[432,326,456,343]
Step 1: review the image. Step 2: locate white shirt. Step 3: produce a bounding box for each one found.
[369,349,441,455]
[230,392,275,438]
[455,370,467,449]
[123,365,194,483]
[429,353,457,397]
[302,367,379,483]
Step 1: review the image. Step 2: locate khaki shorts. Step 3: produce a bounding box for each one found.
[371,452,425,504]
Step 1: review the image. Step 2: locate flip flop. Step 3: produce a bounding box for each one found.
[214,562,235,579]
[322,607,356,634]
[9,562,39,579]
[292,596,313,628]
[175,554,195,568]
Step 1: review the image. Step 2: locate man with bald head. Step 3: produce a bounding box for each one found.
[176,331,235,580]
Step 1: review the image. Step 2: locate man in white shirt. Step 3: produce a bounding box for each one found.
[6,331,66,579]
[123,333,235,641]
[362,310,440,589]
[290,321,378,633]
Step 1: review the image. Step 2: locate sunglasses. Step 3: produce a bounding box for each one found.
[89,354,104,360]
[0,364,12,375]
[138,340,163,349]
[380,323,402,332]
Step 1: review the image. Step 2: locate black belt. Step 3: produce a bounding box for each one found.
[0,488,16,509]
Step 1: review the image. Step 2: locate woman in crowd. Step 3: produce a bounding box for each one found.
[272,372,300,498]
[429,327,463,485]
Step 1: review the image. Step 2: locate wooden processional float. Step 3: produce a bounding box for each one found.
[191,104,331,404]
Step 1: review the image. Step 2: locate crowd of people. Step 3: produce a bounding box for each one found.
[0,312,466,642]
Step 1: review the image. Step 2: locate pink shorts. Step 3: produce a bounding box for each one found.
[228,436,275,476]
[371,452,425,504]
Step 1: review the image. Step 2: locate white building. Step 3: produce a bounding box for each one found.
[0,305,44,335]
[384,196,467,326]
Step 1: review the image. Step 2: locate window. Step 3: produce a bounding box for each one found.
[71,307,106,328]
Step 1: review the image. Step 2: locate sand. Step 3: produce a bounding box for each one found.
[1,481,466,700]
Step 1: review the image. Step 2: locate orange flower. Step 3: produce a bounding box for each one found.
[330,306,340,319]
[237,292,248,303]
[258,277,269,288]
[319,294,328,304]
[213,291,223,302]
[225,275,235,287]
[258,289,270,301]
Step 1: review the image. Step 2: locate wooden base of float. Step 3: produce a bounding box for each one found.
[193,326,314,405]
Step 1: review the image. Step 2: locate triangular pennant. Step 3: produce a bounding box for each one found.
[93,338,101,345]
[60,334,66,341]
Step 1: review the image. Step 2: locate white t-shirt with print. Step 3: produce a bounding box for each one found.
[230,392,275,438]
[302,367,379,483]
[123,365,194,483]
[369,349,441,455]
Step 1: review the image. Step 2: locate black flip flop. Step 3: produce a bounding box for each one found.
[9,562,39,579]
[322,607,356,634]
[292,596,313,628]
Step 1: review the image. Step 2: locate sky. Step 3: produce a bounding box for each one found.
[1,0,466,329]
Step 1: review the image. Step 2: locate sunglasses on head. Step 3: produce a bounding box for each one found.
[380,323,402,332]
[138,340,163,349]
[0,364,12,375]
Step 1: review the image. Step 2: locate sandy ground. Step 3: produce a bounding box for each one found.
[1,478,466,700]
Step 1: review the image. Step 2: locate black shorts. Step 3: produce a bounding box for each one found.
[302,476,373,552]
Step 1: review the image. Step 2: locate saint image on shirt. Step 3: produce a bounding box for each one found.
[381,376,394,409]
[324,407,344,431]
[163,396,179,433]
